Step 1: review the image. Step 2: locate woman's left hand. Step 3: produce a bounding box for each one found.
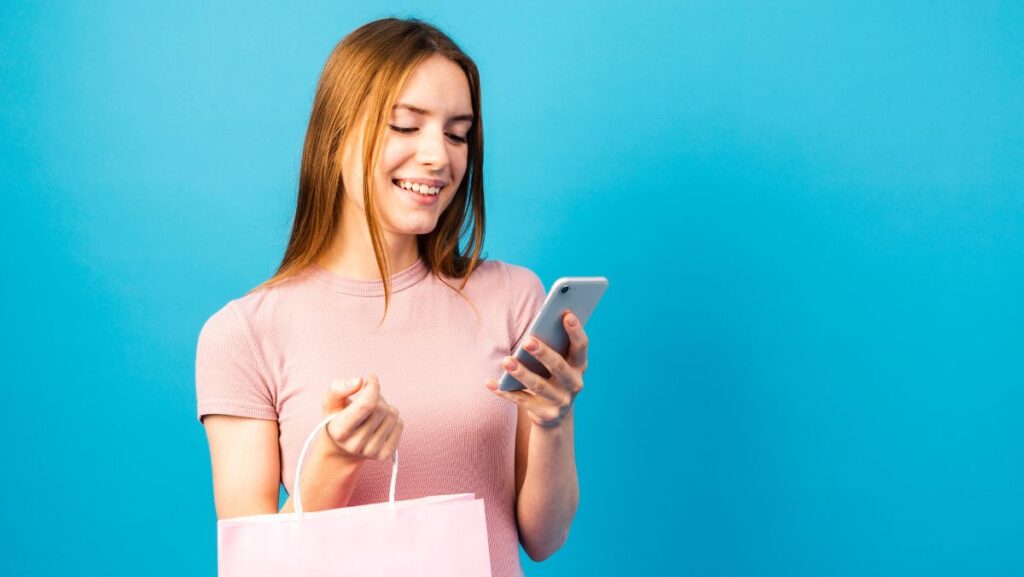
[486,310,588,429]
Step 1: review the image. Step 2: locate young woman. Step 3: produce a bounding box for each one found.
[196,18,589,576]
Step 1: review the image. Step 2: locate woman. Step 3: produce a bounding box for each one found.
[196,18,589,576]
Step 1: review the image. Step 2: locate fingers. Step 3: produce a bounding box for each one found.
[527,333,581,393]
[563,310,589,372]
[490,314,590,429]
[325,377,378,434]
[346,400,389,451]
[362,414,403,461]
[502,354,565,403]
[363,406,402,459]
[485,382,567,427]
[353,375,381,410]
[323,375,402,462]
[323,377,364,412]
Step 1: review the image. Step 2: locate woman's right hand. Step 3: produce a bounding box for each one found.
[320,375,403,464]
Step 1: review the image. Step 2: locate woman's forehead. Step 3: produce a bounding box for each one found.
[392,102,474,123]
[393,56,472,120]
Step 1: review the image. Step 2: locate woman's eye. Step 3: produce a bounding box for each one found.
[389,125,416,134]
[388,124,467,144]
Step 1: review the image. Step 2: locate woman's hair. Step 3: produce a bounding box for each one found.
[251,18,486,318]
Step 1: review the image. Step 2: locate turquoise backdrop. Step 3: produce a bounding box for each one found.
[2,1,1021,575]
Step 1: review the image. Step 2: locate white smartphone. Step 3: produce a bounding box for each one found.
[498,276,609,392]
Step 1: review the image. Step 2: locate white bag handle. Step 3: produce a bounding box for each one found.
[292,413,399,515]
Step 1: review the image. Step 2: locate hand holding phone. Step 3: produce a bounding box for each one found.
[498,276,608,392]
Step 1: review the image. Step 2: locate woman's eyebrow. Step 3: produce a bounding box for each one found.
[393,103,474,122]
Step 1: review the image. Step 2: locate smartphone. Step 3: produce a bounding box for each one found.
[498,276,609,392]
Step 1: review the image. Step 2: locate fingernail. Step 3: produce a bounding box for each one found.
[566,313,578,327]
[525,337,538,352]
[485,380,497,391]
[348,377,362,388]
[503,357,518,371]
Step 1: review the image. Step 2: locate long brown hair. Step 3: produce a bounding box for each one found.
[251,18,486,319]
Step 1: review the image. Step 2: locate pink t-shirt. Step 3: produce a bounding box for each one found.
[195,257,545,577]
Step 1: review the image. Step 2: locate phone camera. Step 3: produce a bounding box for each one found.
[560,286,570,294]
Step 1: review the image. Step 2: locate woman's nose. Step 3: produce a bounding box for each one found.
[416,129,448,168]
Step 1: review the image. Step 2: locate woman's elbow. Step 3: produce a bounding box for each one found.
[518,490,580,561]
[522,526,572,562]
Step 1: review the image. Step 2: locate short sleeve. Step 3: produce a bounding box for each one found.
[195,301,277,423]
[506,263,547,353]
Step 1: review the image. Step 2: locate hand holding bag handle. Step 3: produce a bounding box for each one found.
[217,415,492,577]
[292,414,399,515]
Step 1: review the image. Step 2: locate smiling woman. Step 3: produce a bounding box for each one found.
[336,55,476,246]
[195,17,588,577]
[255,20,487,316]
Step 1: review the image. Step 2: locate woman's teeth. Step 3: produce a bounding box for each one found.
[394,179,441,196]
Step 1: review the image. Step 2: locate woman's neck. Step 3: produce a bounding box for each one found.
[315,205,419,281]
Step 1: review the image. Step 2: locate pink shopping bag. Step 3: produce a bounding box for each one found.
[217,415,493,576]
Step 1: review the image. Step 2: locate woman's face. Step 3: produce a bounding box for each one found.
[340,54,474,239]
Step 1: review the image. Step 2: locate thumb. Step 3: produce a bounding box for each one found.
[323,377,364,412]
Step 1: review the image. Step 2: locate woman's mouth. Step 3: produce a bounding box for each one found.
[393,179,441,205]
[392,179,442,196]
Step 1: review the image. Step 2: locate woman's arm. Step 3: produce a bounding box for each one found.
[487,310,589,561]
[513,406,579,561]
[203,376,403,519]
[203,415,364,518]
[203,415,281,518]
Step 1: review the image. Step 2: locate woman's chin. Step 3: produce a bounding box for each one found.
[392,217,439,237]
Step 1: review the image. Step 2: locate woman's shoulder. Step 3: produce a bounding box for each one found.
[461,258,546,345]
[465,258,544,297]
[197,270,310,345]
[195,288,282,423]
[196,293,263,353]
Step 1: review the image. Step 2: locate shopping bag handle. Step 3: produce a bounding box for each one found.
[292,413,399,515]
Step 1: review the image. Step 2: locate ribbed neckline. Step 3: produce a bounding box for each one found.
[304,257,429,296]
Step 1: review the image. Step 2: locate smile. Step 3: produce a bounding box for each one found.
[392,179,442,196]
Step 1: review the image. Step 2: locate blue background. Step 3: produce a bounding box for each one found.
[2,1,1021,575]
